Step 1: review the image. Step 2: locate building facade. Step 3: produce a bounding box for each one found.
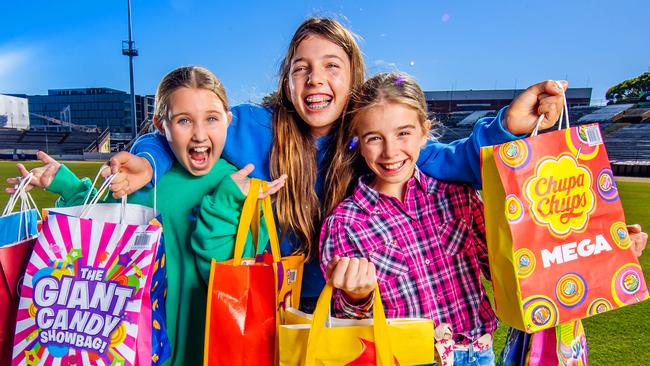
[0,94,30,130]
[425,88,592,114]
[22,88,154,134]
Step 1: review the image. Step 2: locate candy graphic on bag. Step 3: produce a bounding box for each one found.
[596,168,618,202]
[505,195,524,224]
[611,263,647,306]
[555,272,587,308]
[586,298,612,316]
[609,221,632,250]
[523,295,559,330]
[514,248,535,278]
[498,140,531,170]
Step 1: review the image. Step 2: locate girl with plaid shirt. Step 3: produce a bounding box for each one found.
[320,72,568,366]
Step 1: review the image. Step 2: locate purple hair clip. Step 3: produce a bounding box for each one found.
[348,136,359,150]
[394,75,405,87]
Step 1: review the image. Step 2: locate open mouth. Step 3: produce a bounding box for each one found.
[304,94,333,111]
[188,146,211,169]
[378,160,406,174]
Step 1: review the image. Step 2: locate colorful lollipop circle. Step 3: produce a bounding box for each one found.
[523,295,559,330]
[505,195,525,224]
[555,272,587,308]
[565,126,600,160]
[611,263,649,306]
[587,298,612,316]
[498,140,531,170]
[596,168,618,202]
[514,248,536,278]
[110,322,128,347]
[610,221,632,250]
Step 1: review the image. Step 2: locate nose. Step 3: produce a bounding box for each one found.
[382,138,398,158]
[192,121,208,142]
[308,67,324,86]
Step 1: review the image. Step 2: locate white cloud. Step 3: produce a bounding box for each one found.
[373,59,397,72]
[0,47,32,78]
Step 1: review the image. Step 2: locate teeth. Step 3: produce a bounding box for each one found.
[191,147,208,153]
[305,95,332,103]
[382,161,405,170]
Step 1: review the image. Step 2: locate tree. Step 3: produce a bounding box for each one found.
[606,72,650,104]
[262,91,278,105]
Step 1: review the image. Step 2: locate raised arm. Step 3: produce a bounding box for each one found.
[418,80,568,188]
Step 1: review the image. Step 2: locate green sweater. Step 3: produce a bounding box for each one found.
[49,161,269,365]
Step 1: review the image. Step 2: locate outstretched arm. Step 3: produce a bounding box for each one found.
[418,80,568,188]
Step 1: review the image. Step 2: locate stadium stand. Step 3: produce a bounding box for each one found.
[0,128,108,158]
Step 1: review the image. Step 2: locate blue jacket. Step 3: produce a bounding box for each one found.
[131,103,517,297]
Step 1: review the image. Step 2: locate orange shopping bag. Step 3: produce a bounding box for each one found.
[204,179,304,366]
[481,102,649,333]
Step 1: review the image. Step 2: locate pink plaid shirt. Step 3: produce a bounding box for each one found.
[320,168,497,341]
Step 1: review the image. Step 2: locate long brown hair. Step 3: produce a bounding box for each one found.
[270,17,365,261]
[325,72,438,215]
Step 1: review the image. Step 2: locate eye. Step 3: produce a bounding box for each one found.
[398,130,412,137]
[177,118,191,125]
[207,115,220,123]
[365,136,381,143]
[326,63,340,69]
[292,65,308,74]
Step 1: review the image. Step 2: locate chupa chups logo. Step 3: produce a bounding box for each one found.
[525,154,596,238]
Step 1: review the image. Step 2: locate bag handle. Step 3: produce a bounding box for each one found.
[304,283,394,365]
[531,80,570,137]
[232,178,281,264]
[3,172,41,242]
[80,155,159,223]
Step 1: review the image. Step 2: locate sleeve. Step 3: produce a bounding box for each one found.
[417,107,521,189]
[469,190,490,280]
[47,164,98,207]
[129,132,174,185]
[191,172,270,285]
[319,215,373,319]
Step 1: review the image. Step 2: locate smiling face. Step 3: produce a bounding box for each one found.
[155,87,232,176]
[285,35,352,137]
[355,101,429,198]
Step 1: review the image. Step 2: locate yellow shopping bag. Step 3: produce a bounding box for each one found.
[279,283,435,365]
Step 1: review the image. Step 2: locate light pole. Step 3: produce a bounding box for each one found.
[122,0,139,139]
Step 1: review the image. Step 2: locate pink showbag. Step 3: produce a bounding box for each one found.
[12,170,162,366]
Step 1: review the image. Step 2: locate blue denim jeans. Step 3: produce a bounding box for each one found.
[453,346,495,366]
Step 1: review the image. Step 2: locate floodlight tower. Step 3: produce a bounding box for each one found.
[122,0,139,139]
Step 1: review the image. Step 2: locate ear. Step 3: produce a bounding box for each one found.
[226,111,233,126]
[420,119,432,148]
[153,116,165,136]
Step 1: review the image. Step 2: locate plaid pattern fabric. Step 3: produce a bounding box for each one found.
[320,168,497,340]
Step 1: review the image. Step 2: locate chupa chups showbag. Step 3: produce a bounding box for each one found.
[12,172,164,366]
[481,108,649,333]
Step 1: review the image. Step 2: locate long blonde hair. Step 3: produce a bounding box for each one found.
[270,18,365,261]
[325,72,438,214]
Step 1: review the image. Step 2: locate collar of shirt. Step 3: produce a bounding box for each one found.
[351,167,432,217]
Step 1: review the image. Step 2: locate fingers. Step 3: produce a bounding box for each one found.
[627,224,642,234]
[232,164,255,180]
[629,226,647,258]
[325,255,341,280]
[526,80,568,97]
[329,257,376,294]
[37,151,60,167]
[16,163,30,178]
[537,95,564,129]
[258,174,287,198]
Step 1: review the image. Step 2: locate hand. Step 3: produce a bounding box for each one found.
[504,80,569,135]
[628,224,647,258]
[5,151,60,193]
[102,152,153,198]
[230,163,288,198]
[326,256,376,304]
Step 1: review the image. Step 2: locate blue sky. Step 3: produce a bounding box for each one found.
[1,0,648,105]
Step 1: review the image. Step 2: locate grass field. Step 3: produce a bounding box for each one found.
[1,160,649,364]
